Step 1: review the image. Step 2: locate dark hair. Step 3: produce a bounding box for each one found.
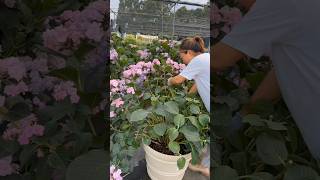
[180,36,206,53]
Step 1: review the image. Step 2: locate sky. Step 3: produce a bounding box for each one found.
[110,0,209,19]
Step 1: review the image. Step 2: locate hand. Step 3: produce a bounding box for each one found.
[167,77,173,86]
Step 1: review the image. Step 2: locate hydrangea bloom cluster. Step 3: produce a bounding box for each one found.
[0,156,19,176]
[43,0,107,53]
[122,59,161,81]
[4,81,29,97]
[110,165,123,180]
[165,58,186,73]
[0,55,65,97]
[168,40,178,48]
[3,0,15,8]
[2,114,45,145]
[212,3,242,38]
[137,49,150,59]
[110,79,131,94]
[110,48,118,63]
[0,57,26,81]
[52,81,80,104]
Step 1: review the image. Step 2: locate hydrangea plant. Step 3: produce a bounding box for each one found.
[110,34,210,174]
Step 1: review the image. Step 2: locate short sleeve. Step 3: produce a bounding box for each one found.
[179,59,202,80]
[221,0,299,59]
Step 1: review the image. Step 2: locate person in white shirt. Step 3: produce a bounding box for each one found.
[213,0,320,160]
[168,36,210,176]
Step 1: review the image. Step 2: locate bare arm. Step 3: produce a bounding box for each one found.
[241,69,281,115]
[212,42,246,71]
[188,84,197,94]
[168,75,187,85]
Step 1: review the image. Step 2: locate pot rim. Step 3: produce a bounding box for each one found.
[143,144,192,160]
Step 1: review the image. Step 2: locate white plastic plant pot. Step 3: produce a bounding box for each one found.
[143,144,192,180]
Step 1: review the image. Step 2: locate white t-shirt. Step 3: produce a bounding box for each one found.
[222,0,320,159]
[180,53,210,112]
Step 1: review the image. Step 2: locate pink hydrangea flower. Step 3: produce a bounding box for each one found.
[137,49,150,59]
[2,114,45,145]
[43,0,106,51]
[85,22,103,42]
[110,166,123,180]
[4,81,28,97]
[110,80,119,87]
[152,59,161,65]
[37,148,45,158]
[53,81,79,104]
[110,111,116,118]
[4,0,15,8]
[122,70,132,78]
[111,98,124,108]
[126,87,135,94]
[110,49,118,63]
[0,156,19,176]
[0,57,26,81]
[113,169,123,180]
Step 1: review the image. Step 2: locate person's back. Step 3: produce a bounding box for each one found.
[221,0,320,159]
[181,53,210,111]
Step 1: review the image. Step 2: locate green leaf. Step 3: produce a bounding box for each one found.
[199,114,210,126]
[284,165,320,180]
[243,114,265,127]
[180,125,200,142]
[187,116,201,129]
[174,114,185,128]
[250,172,275,180]
[213,96,239,111]
[167,128,179,141]
[19,144,37,167]
[189,104,200,114]
[129,109,149,122]
[17,0,33,18]
[153,123,167,136]
[230,152,247,176]
[0,139,20,155]
[78,92,101,108]
[168,141,180,154]
[37,101,75,121]
[74,133,92,156]
[143,137,151,145]
[190,148,200,165]
[264,120,287,131]
[154,104,167,117]
[36,158,51,180]
[48,67,79,86]
[212,166,238,180]
[8,103,30,119]
[212,104,232,127]
[256,133,288,165]
[246,72,266,90]
[47,153,65,169]
[177,157,186,170]
[66,150,108,180]
[164,101,179,114]
[143,93,152,100]
[74,41,95,61]
[251,100,274,117]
